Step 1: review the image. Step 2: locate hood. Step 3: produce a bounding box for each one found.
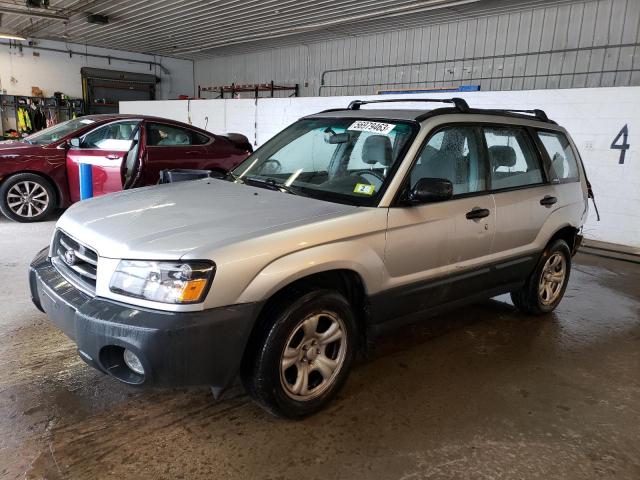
[0,140,39,156]
[57,179,358,259]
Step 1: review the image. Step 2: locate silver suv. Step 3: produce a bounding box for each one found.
[29,98,591,418]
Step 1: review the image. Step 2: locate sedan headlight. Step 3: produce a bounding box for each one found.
[110,260,215,304]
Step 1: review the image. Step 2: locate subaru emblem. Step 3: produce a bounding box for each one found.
[64,249,77,266]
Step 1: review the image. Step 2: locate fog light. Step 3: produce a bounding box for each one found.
[123,349,144,375]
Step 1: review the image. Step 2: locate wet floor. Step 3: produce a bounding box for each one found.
[1,214,639,479]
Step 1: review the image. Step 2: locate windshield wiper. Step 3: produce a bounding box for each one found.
[244,176,303,196]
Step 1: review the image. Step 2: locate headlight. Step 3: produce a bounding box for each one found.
[110,260,215,304]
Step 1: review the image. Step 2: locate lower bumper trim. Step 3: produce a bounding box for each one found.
[29,250,263,389]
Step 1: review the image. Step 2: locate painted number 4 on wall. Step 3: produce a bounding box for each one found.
[611,125,630,164]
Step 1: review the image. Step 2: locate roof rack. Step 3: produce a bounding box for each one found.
[317,98,555,124]
[492,108,549,122]
[347,97,470,113]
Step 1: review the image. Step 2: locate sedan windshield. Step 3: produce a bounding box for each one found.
[231,118,417,206]
[24,118,96,145]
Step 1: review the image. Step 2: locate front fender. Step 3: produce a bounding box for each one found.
[235,238,387,304]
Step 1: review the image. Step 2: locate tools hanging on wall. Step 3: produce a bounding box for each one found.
[0,94,84,139]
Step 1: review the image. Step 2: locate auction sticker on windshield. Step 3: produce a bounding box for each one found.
[354,183,375,195]
[348,121,396,135]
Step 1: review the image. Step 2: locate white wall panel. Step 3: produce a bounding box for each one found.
[122,86,640,248]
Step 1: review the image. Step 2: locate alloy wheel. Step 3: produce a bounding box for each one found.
[279,311,348,401]
[538,252,567,305]
[6,181,50,218]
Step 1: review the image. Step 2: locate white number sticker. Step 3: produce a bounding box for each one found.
[348,121,396,135]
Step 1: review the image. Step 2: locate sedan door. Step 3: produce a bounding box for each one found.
[66,120,140,203]
[140,122,213,184]
[381,125,495,322]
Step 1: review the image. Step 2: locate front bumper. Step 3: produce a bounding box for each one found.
[29,247,262,389]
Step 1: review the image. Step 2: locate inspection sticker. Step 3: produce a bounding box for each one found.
[354,183,375,195]
[347,120,396,135]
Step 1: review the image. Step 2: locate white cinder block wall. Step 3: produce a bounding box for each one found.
[0,39,194,100]
[121,86,640,248]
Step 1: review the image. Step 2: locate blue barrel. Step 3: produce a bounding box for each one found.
[79,163,93,200]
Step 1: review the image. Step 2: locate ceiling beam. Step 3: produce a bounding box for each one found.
[0,4,69,21]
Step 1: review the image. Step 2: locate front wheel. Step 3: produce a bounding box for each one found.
[511,239,572,315]
[241,289,357,418]
[0,173,56,222]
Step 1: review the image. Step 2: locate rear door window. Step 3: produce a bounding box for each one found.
[146,123,195,146]
[536,131,579,182]
[483,127,544,190]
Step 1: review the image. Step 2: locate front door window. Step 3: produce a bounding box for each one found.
[80,120,140,151]
[409,126,486,195]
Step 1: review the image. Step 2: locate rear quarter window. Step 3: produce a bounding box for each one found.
[536,131,580,182]
[192,132,211,145]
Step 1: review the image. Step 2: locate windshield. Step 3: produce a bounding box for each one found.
[24,118,96,145]
[231,118,417,206]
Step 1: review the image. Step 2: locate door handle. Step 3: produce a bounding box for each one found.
[466,208,490,220]
[106,154,121,160]
[540,195,558,207]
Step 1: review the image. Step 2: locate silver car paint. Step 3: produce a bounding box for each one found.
[51,113,588,313]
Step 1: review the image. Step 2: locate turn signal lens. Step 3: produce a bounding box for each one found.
[177,278,209,303]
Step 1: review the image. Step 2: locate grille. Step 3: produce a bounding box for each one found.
[51,230,98,295]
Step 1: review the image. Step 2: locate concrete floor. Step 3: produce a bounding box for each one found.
[1,213,639,480]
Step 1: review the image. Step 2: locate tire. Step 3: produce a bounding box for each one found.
[0,173,57,223]
[510,239,572,315]
[241,289,358,418]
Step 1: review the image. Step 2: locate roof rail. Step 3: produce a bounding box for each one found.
[347,97,470,113]
[494,108,549,122]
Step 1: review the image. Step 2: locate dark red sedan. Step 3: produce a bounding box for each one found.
[0,114,251,222]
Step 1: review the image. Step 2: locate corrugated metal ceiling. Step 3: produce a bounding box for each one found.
[0,0,577,59]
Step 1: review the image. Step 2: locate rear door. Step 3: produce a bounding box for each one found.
[66,120,140,202]
[141,122,215,184]
[481,124,554,273]
[383,124,495,317]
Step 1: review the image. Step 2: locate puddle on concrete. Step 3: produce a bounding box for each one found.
[1,249,639,479]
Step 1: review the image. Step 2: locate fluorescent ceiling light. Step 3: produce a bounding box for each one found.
[0,32,26,41]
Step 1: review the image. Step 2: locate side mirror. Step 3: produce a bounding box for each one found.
[407,178,453,204]
[68,138,80,148]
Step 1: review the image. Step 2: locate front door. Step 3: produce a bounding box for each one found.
[382,125,495,319]
[66,120,140,202]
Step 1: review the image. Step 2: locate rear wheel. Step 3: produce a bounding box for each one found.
[241,289,357,418]
[511,239,572,315]
[0,173,56,223]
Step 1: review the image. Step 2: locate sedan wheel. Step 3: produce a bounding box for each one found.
[0,173,56,223]
[6,181,50,219]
